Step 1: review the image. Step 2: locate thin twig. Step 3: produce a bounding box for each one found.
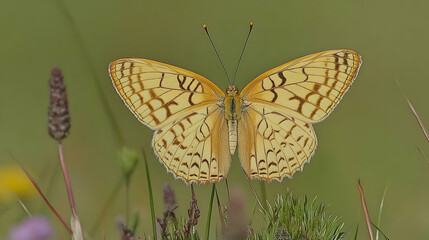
[358,180,374,240]
[18,162,72,234]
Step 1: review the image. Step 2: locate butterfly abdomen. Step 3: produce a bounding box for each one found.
[228,120,238,154]
[224,86,242,154]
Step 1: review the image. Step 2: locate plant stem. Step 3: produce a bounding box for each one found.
[358,180,374,240]
[58,142,77,217]
[126,177,130,225]
[143,149,156,239]
[18,156,72,234]
[376,182,388,240]
[205,183,216,240]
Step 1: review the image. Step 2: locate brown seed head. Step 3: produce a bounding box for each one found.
[48,68,70,141]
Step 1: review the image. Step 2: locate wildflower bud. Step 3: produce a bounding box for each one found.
[48,68,70,141]
[163,182,177,210]
[7,216,53,240]
[117,147,139,178]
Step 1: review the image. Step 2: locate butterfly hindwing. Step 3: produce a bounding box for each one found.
[238,103,317,181]
[153,105,230,183]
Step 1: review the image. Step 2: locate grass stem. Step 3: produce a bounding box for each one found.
[142,148,156,239]
[205,183,216,240]
[358,180,374,240]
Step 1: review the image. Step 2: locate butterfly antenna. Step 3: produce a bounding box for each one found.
[232,22,253,86]
[203,24,231,85]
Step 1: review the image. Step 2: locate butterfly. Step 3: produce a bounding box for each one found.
[109,49,361,184]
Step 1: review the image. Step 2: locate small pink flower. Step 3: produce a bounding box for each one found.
[7,216,53,240]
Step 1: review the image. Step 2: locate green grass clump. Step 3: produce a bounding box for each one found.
[250,190,345,240]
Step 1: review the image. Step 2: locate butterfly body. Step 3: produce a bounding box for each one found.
[109,49,362,184]
[224,86,242,154]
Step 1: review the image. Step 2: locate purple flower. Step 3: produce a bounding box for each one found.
[7,216,53,240]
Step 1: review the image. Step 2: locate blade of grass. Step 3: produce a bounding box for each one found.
[358,180,374,240]
[214,185,224,230]
[396,81,429,142]
[376,182,388,240]
[16,196,32,217]
[354,222,359,240]
[243,171,265,213]
[371,221,390,240]
[417,147,429,165]
[225,178,231,202]
[205,183,216,240]
[259,181,267,209]
[142,148,156,239]
[248,201,257,226]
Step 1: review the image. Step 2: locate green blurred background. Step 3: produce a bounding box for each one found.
[1,0,429,239]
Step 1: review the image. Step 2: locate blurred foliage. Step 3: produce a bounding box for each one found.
[117,147,139,179]
[1,0,429,239]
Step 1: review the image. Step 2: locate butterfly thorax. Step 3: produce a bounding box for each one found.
[224,86,242,154]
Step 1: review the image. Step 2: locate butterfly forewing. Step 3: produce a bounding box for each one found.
[241,49,361,123]
[109,58,224,129]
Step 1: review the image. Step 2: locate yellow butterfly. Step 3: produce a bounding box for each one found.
[109,49,361,184]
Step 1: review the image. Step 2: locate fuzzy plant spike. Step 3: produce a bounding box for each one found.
[48,68,70,142]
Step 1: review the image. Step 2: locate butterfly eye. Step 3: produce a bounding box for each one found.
[234,87,239,93]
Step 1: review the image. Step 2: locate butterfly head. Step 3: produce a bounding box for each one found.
[226,86,239,97]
